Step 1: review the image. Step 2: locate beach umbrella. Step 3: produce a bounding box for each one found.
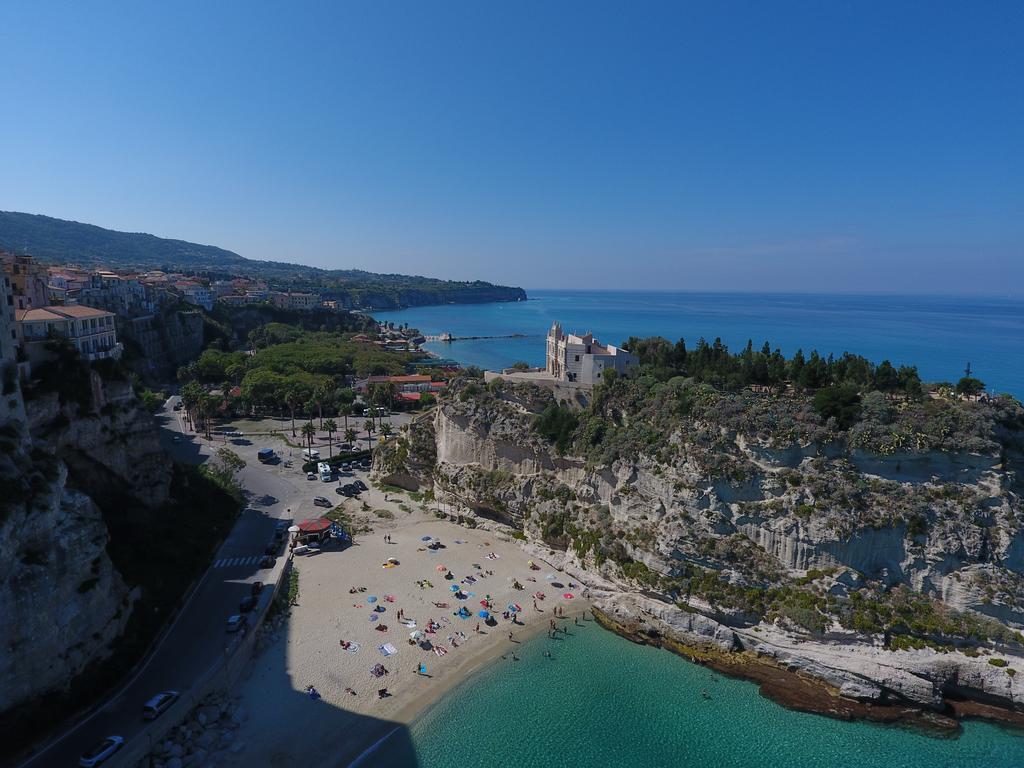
[478,610,490,619]
[545,573,556,580]
[507,603,520,613]
[367,595,378,603]
[563,593,574,599]
[288,525,300,533]
[421,536,432,541]
[449,585,460,593]
[369,614,378,622]
[410,630,424,640]
[387,557,400,564]
[436,565,447,572]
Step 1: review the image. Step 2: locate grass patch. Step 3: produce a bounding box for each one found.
[374,508,395,519]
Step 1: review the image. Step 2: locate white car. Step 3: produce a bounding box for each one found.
[142,690,179,720]
[226,614,247,633]
[79,735,124,767]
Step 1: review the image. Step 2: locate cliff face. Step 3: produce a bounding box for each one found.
[26,372,172,507]
[0,370,172,716]
[0,453,133,713]
[122,309,204,381]
[376,378,1024,716]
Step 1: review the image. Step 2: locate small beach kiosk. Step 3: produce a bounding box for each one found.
[297,517,332,545]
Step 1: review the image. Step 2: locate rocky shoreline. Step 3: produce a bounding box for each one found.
[589,594,1024,737]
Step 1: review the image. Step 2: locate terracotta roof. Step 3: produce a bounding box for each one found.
[17,308,65,322]
[42,304,114,319]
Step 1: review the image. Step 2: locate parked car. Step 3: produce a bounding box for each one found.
[171,435,181,443]
[335,486,350,497]
[142,691,179,720]
[313,496,331,508]
[226,614,247,633]
[251,581,264,597]
[341,462,351,470]
[354,480,368,492]
[79,735,124,767]
[293,544,311,556]
[258,555,276,568]
[239,595,258,613]
[306,472,317,481]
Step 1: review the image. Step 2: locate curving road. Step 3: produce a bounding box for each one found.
[13,397,330,768]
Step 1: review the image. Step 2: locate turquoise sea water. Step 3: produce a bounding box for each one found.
[375,290,1024,397]
[370,624,1024,768]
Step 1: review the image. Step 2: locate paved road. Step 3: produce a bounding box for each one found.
[14,397,346,768]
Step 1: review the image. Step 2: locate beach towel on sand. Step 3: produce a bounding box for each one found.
[433,645,448,656]
[342,642,361,653]
[401,619,416,628]
[379,643,397,657]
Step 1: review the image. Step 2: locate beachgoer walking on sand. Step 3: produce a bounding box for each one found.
[509,632,514,641]
[533,600,538,611]
[574,617,578,626]
[475,623,480,633]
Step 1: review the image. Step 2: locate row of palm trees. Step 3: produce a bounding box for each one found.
[299,417,395,459]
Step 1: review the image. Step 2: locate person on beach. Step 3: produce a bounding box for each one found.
[574,617,578,626]
[475,623,480,633]
[509,632,515,641]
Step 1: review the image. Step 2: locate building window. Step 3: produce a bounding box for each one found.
[574,355,580,362]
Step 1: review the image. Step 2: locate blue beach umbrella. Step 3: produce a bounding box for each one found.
[421,536,432,541]
[478,610,490,619]
[366,595,378,603]
[449,585,460,593]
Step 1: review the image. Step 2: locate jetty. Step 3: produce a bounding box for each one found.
[424,332,537,342]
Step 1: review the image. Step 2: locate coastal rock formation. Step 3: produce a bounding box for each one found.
[0,365,172,716]
[376,375,1024,723]
[25,370,172,507]
[0,434,133,714]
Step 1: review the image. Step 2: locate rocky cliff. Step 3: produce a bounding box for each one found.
[376,375,1024,725]
[0,362,172,717]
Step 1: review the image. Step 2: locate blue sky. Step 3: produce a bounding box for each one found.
[1,1,1021,294]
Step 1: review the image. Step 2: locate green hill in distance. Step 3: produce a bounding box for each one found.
[0,210,526,309]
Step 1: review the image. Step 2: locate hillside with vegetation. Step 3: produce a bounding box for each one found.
[377,335,1024,723]
[0,211,527,308]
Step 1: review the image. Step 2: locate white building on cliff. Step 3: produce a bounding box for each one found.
[545,322,637,386]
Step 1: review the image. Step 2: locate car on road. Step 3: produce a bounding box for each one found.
[313,495,332,508]
[306,472,317,481]
[78,735,124,767]
[172,435,181,443]
[258,555,276,568]
[226,614,247,633]
[239,595,258,613]
[354,480,368,492]
[142,690,179,720]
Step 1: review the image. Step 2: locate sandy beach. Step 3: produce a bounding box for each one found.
[223,485,588,768]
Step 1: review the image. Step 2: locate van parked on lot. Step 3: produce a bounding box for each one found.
[257,448,276,463]
[303,448,320,461]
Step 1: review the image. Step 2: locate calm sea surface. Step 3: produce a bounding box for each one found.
[370,290,1024,766]
[369,624,1024,768]
[375,290,1024,396]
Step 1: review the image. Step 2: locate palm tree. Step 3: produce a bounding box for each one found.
[301,421,316,456]
[199,393,217,438]
[323,418,337,459]
[179,380,203,429]
[284,387,300,437]
[363,419,376,451]
[379,421,394,443]
[312,384,329,429]
[344,427,357,452]
[339,403,352,435]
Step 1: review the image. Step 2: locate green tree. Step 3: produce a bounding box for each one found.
[344,427,358,450]
[812,384,861,430]
[312,383,329,428]
[955,376,985,396]
[284,386,302,437]
[323,418,337,459]
[379,421,394,441]
[301,421,317,455]
[363,419,376,451]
